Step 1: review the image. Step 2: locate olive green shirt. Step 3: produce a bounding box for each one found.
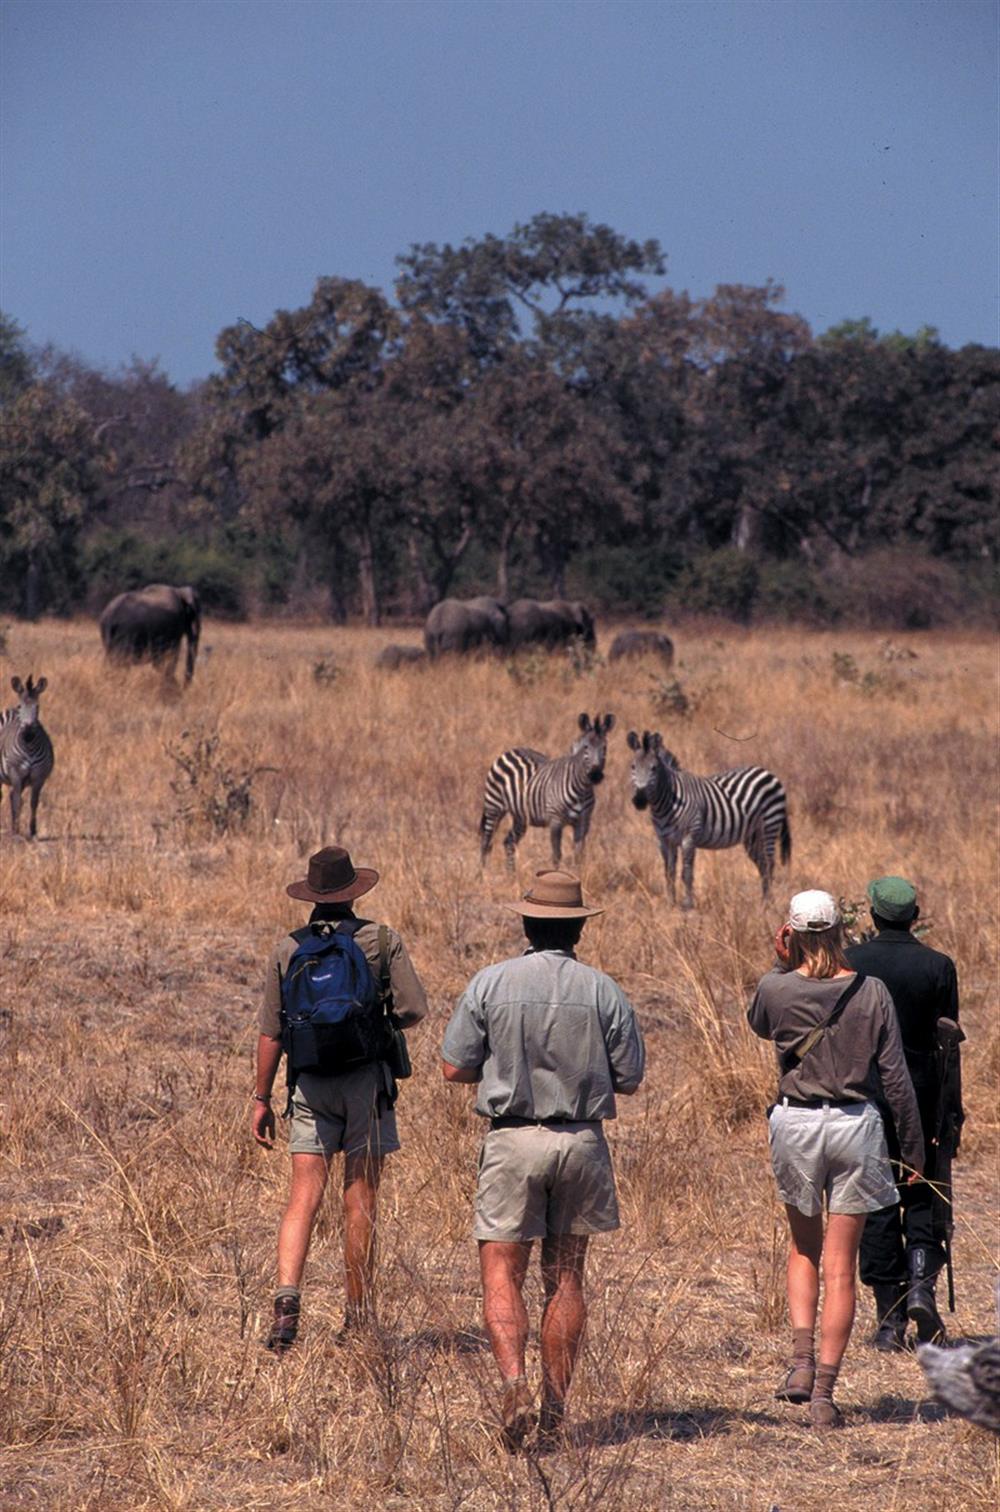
[259,914,428,1039]
[747,967,924,1172]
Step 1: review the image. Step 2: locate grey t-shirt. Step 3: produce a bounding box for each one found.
[747,966,924,1172]
[442,948,645,1121]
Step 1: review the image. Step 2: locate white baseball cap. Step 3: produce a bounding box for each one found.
[788,889,840,932]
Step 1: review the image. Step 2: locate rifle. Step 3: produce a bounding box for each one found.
[930,1016,965,1313]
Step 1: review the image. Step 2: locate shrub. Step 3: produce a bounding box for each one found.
[668,548,760,623]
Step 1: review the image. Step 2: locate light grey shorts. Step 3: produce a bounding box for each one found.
[768,1099,899,1217]
[473,1123,620,1243]
[289,1065,399,1160]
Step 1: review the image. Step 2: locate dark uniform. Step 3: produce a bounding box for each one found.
[847,923,962,1345]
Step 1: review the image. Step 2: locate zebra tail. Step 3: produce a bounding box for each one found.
[781,815,792,866]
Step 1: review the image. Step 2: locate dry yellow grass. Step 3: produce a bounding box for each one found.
[0,617,997,1510]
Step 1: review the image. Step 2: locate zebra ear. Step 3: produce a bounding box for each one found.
[600,712,616,734]
[650,731,663,751]
[11,676,23,695]
[626,730,640,751]
[33,676,47,695]
[578,712,591,731]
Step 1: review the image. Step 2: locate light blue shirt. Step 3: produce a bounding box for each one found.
[442,949,646,1121]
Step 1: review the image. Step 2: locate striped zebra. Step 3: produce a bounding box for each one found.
[627,729,790,909]
[480,712,615,869]
[1,675,54,840]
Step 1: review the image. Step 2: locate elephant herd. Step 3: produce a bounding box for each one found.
[94,584,674,681]
[424,596,597,657]
[421,597,675,666]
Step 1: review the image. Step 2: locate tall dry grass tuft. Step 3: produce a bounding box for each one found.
[0,618,997,1509]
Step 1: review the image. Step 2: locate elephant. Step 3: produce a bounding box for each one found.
[424,596,510,657]
[608,630,675,667]
[375,644,426,670]
[99,584,202,683]
[507,598,596,651]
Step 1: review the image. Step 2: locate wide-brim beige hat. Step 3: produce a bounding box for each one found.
[506,868,604,919]
[287,846,379,903]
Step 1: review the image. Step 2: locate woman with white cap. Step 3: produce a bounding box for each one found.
[748,889,924,1429]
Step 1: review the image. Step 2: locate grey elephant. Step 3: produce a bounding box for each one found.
[424,596,510,657]
[608,630,675,667]
[99,584,202,683]
[375,644,426,669]
[507,598,596,651]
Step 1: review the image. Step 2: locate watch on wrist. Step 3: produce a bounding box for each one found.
[254,1093,272,1104]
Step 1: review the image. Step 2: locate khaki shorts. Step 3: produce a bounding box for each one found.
[289,1065,399,1159]
[768,1099,898,1217]
[473,1123,620,1242]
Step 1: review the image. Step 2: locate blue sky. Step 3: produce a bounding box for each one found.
[2,0,996,387]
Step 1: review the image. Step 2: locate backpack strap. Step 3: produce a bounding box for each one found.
[781,972,867,1074]
[376,924,393,1012]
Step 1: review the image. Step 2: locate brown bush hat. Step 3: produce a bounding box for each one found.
[506,868,604,919]
[286,846,379,903]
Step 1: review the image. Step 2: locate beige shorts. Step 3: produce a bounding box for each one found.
[289,1065,399,1159]
[473,1123,620,1242]
[768,1099,899,1217]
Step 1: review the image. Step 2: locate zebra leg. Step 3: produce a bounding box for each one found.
[28,781,42,840]
[549,821,565,866]
[480,807,500,865]
[744,826,774,899]
[571,813,590,866]
[679,837,697,910]
[504,817,526,871]
[661,840,678,905]
[8,777,23,838]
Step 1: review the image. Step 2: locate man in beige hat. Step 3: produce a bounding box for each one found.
[442,869,645,1450]
[253,846,428,1353]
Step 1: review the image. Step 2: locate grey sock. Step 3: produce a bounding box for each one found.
[275,1286,300,1304]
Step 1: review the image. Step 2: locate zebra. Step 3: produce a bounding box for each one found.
[480,712,616,869]
[627,729,790,909]
[1,675,54,840]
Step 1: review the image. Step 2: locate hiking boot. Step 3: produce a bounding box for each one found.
[266,1293,300,1354]
[871,1284,909,1352]
[808,1397,843,1430]
[775,1362,815,1403]
[500,1376,536,1453]
[334,1306,372,1346]
[907,1247,947,1345]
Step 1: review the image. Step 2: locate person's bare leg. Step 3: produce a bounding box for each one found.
[479,1240,532,1380]
[785,1205,824,1332]
[816,1212,866,1369]
[277,1153,330,1287]
[539,1234,588,1432]
[343,1151,384,1324]
[778,1205,824,1401]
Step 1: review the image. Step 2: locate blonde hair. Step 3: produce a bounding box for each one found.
[787,922,850,979]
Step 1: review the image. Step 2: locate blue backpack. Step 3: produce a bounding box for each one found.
[279,921,389,1094]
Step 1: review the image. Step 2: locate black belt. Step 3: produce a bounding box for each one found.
[489,1115,597,1130]
[781,1096,859,1110]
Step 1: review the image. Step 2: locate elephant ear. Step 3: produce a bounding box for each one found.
[626,730,640,751]
[578,712,592,731]
[178,586,201,612]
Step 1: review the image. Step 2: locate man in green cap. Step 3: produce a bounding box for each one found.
[847,876,963,1349]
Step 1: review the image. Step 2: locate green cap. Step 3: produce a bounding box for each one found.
[867,875,918,922]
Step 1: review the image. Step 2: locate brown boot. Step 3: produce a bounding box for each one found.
[537,1395,566,1452]
[265,1292,300,1354]
[500,1376,536,1453]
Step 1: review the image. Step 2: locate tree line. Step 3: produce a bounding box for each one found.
[2,214,997,627]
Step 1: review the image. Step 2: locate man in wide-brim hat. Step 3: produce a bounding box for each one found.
[441,868,646,1451]
[253,846,428,1353]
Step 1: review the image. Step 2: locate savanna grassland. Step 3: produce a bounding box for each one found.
[0,617,997,1511]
